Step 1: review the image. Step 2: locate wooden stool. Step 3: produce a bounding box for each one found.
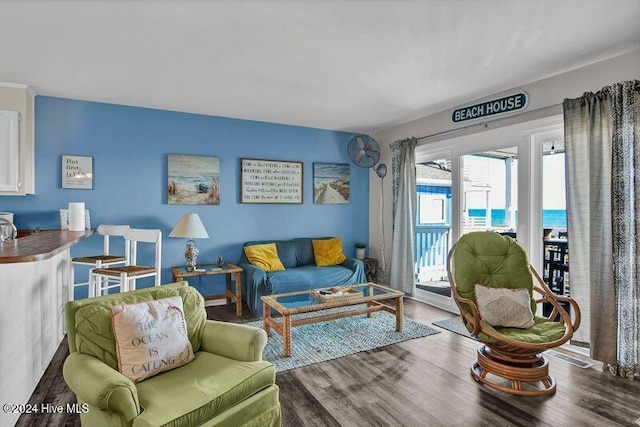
[69,225,129,300]
[90,228,162,295]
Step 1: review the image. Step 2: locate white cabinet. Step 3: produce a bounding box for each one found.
[0,110,21,192]
[0,83,35,195]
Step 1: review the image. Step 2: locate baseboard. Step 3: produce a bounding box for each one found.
[545,350,593,369]
[204,299,226,308]
[564,344,590,357]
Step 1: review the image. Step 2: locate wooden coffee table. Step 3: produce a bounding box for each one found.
[261,282,403,357]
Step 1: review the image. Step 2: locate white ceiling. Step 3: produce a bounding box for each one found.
[1,1,639,133]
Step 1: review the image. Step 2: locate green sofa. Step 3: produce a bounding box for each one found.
[63,282,281,426]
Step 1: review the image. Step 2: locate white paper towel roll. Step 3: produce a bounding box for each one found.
[68,202,85,231]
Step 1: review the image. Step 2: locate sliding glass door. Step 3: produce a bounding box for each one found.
[414,115,563,313]
[414,153,453,310]
[461,147,519,237]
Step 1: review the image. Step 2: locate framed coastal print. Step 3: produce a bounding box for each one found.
[62,155,93,189]
[241,158,303,204]
[168,154,220,205]
[313,163,350,204]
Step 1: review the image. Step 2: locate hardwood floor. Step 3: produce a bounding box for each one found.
[17,299,640,426]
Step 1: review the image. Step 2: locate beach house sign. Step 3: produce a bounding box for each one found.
[452,92,528,123]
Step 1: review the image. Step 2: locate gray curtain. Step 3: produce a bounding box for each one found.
[564,90,613,351]
[390,138,417,295]
[564,80,640,379]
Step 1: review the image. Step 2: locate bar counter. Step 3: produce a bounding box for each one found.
[0,229,93,426]
[0,229,93,263]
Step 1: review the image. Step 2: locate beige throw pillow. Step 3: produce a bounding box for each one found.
[475,284,535,329]
[110,296,194,382]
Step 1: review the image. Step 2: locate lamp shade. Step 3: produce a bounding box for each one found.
[169,213,209,239]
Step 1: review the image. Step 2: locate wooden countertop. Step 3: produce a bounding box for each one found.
[0,229,94,264]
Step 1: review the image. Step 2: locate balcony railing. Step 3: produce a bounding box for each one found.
[462,216,487,228]
[415,224,451,281]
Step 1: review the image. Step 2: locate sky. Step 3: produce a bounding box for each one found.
[542,153,566,210]
[314,162,349,179]
[168,154,220,175]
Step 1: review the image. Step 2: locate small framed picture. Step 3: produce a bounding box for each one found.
[313,163,350,204]
[62,155,93,189]
[168,154,220,205]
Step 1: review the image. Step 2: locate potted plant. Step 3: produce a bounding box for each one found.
[355,242,367,260]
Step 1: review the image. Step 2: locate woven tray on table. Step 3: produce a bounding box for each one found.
[311,287,363,302]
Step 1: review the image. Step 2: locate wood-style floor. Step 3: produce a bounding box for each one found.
[17,298,640,427]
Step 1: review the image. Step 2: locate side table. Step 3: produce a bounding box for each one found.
[362,257,378,283]
[172,262,243,316]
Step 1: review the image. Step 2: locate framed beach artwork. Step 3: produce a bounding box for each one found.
[168,154,220,205]
[313,163,350,204]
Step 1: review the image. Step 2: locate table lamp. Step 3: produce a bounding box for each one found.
[169,213,209,270]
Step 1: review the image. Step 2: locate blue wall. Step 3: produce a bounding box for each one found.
[1,96,369,298]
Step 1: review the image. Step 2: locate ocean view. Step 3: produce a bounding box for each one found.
[468,209,567,228]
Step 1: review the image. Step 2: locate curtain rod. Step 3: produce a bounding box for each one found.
[412,102,563,142]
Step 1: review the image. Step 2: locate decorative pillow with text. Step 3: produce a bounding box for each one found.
[475,284,535,329]
[110,296,194,383]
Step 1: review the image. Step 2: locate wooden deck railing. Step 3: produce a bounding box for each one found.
[415,225,451,281]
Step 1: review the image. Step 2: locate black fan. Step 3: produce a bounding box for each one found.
[347,135,381,168]
[347,135,387,178]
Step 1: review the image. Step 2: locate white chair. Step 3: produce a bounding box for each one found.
[69,224,130,301]
[90,228,162,296]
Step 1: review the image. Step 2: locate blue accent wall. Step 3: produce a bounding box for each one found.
[2,96,369,298]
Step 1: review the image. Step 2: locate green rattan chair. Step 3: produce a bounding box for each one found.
[447,232,580,396]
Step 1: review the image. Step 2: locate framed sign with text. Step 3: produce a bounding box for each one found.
[451,92,528,123]
[241,158,303,204]
[62,155,93,189]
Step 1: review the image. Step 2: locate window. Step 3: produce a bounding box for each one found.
[419,194,446,224]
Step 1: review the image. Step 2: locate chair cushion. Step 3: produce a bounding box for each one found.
[94,265,157,277]
[69,283,206,369]
[72,254,126,264]
[453,232,536,314]
[312,237,347,267]
[272,238,318,268]
[477,316,566,344]
[132,351,275,427]
[475,284,534,328]
[110,296,194,382]
[266,265,356,294]
[244,243,285,272]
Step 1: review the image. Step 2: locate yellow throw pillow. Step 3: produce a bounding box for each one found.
[243,243,285,272]
[312,237,347,267]
[110,296,194,383]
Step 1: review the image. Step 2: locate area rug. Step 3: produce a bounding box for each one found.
[432,316,477,340]
[246,307,440,373]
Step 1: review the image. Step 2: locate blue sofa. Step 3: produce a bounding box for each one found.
[239,237,366,317]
